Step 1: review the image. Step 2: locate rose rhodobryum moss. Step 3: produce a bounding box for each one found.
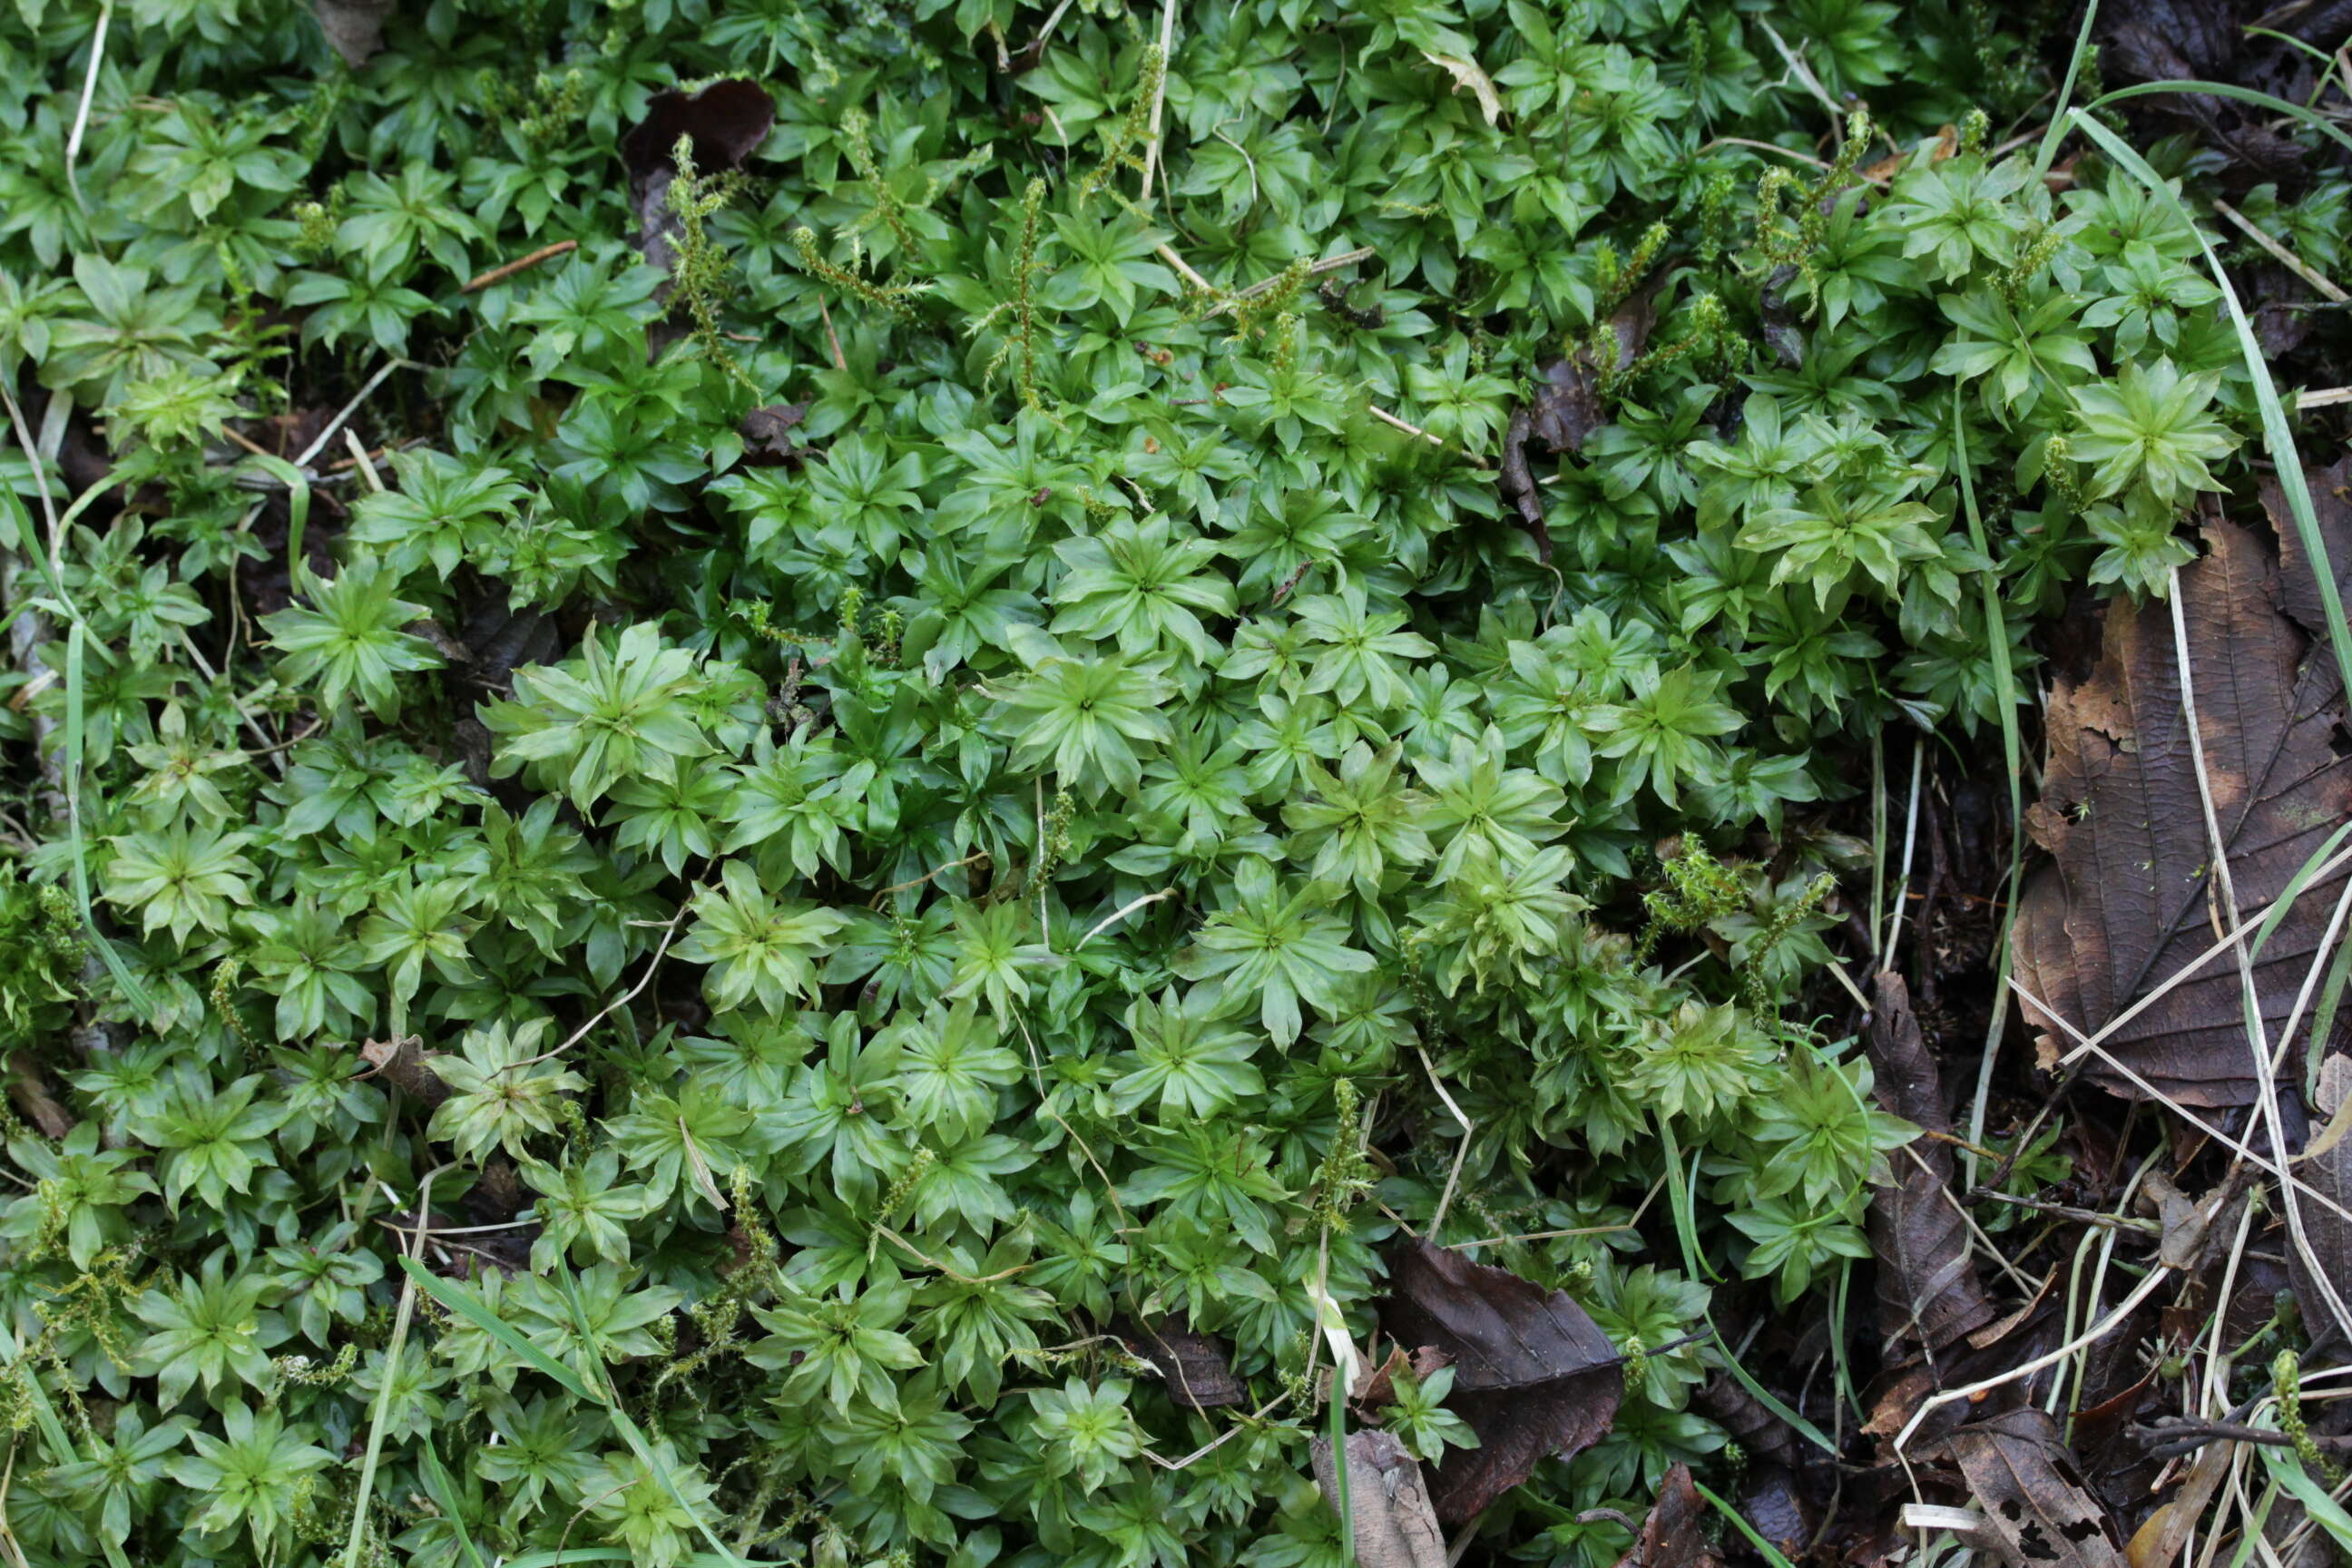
[5,0,2352,1563]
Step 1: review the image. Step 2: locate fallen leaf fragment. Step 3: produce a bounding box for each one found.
[1114,1315,1244,1409]
[622,80,778,271]
[313,0,394,67]
[1311,1428,1449,1568]
[2124,1434,2230,1568]
[1376,1237,1622,1521]
[1866,972,1995,1359]
[1608,1463,1723,1568]
[360,1034,448,1108]
[1419,50,1503,126]
[1947,1407,2126,1568]
[1496,299,1652,563]
[2011,519,2352,1107]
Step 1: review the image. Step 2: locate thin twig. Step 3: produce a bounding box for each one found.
[1416,1043,1474,1238]
[343,429,386,494]
[503,897,694,1073]
[64,1,111,203]
[1366,404,1494,469]
[1139,0,1176,203]
[868,850,989,908]
[2212,197,2349,302]
[876,1225,1033,1284]
[461,239,579,293]
[1079,887,1174,946]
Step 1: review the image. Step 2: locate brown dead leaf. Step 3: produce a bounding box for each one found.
[1947,1407,2127,1568]
[1311,1429,1448,1568]
[738,402,811,469]
[2293,1054,2352,1360]
[5,1056,72,1140]
[1355,1344,1453,1413]
[1866,972,1997,1358]
[313,0,394,67]
[359,1034,448,1108]
[1608,1464,1724,1568]
[622,80,777,271]
[2124,1437,2231,1568]
[2265,454,2352,645]
[1376,1237,1622,1522]
[1114,1315,1244,1410]
[1859,122,1960,184]
[2012,520,2352,1107]
[1419,50,1503,126]
[1496,300,1654,564]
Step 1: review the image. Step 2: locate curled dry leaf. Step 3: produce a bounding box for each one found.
[1608,1463,1723,1568]
[1311,1428,1449,1568]
[1946,1407,2126,1568]
[1113,1314,1244,1410]
[1419,49,1503,126]
[1866,972,1995,1358]
[2011,519,2352,1107]
[738,402,812,469]
[1375,1237,1622,1522]
[359,1033,448,1108]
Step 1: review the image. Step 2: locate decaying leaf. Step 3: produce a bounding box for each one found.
[1311,1428,1449,1568]
[1496,300,1653,563]
[2266,454,2352,644]
[1376,1237,1622,1521]
[313,0,395,67]
[1947,1407,2126,1568]
[738,402,811,468]
[1866,973,1995,1358]
[358,1034,447,1108]
[1608,1463,1724,1568]
[1355,1343,1453,1412]
[1419,50,1503,126]
[1114,1315,1244,1409]
[2012,520,2352,1107]
[621,80,778,270]
[2294,1054,2352,1361]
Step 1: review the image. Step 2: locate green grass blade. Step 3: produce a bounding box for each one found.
[2259,1443,2352,1553]
[555,1269,748,1568]
[239,454,311,586]
[2034,0,2103,178]
[2069,111,2352,702]
[396,1258,595,1400]
[1951,387,2026,1184]
[416,1436,491,1568]
[1701,1308,1839,1455]
[2084,80,2352,158]
[1692,1479,1799,1567]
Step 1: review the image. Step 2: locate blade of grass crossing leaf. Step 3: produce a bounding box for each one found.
[2259,1444,2352,1553]
[240,455,311,585]
[396,1258,594,1399]
[1654,1114,1717,1283]
[2034,0,2102,177]
[2084,81,2352,158]
[346,1170,444,1568]
[416,1436,490,1568]
[1700,1310,1840,1456]
[2070,112,2352,703]
[555,1269,746,1568]
[1692,1479,1799,1567]
[1952,387,2025,1187]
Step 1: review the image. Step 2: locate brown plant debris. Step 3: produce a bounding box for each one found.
[1608,1462,1724,1568]
[1866,971,1997,1359]
[2011,518,2352,1107]
[1112,1314,1243,1410]
[1375,1236,1622,1522]
[1311,1428,1449,1568]
[1945,1407,2127,1568]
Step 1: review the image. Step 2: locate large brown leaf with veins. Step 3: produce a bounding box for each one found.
[2012,519,2352,1108]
